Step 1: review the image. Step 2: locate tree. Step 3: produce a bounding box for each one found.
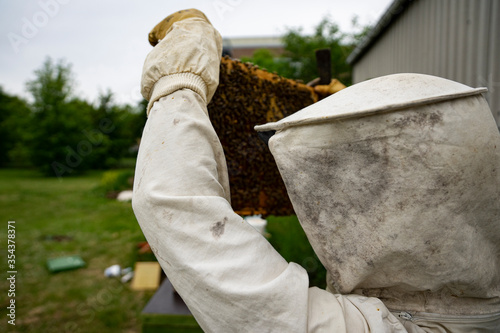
[241,49,296,78]
[0,87,33,167]
[86,91,146,169]
[8,57,147,176]
[26,57,93,176]
[241,16,371,85]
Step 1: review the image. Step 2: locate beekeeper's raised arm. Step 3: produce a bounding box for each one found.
[132,8,406,333]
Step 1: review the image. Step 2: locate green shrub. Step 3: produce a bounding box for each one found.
[95,169,134,197]
[266,215,327,288]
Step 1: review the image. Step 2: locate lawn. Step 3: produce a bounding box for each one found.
[0,169,152,333]
[0,169,326,332]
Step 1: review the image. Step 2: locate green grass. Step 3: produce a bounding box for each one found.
[0,169,326,333]
[0,169,152,333]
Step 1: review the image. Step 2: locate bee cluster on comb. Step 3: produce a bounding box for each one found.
[207,56,322,216]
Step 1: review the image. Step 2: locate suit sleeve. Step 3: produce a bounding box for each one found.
[133,87,346,332]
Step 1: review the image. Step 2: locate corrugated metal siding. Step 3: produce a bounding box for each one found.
[352,0,500,125]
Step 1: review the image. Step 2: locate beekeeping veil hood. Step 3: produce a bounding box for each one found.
[255,73,500,315]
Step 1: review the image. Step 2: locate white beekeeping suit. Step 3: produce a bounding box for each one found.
[133,9,500,332]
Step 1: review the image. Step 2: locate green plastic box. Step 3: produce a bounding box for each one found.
[46,255,86,273]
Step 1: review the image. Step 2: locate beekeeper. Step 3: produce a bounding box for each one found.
[133,9,500,332]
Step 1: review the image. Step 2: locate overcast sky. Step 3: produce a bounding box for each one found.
[0,0,393,106]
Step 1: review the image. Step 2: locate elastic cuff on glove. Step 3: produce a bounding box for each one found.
[147,72,208,115]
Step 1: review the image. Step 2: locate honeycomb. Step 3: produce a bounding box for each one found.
[207,56,323,216]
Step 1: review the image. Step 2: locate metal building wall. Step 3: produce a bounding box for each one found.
[352,0,500,125]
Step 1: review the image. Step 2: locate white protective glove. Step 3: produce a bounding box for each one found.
[141,9,222,115]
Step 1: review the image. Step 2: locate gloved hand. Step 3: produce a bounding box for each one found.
[314,78,346,95]
[141,9,222,115]
[148,9,211,47]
